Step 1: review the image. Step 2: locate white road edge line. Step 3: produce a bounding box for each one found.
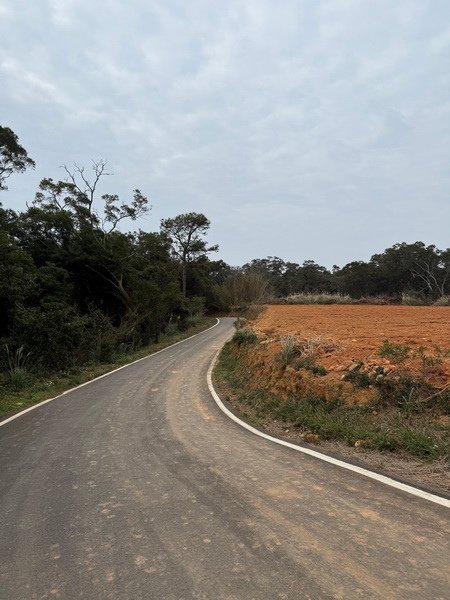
[207,345,450,509]
[0,318,220,428]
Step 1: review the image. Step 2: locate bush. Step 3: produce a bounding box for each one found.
[401,292,428,306]
[284,293,353,305]
[344,369,371,388]
[8,367,33,391]
[164,321,180,336]
[434,295,450,306]
[308,364,327,377]
[232,329,258,345]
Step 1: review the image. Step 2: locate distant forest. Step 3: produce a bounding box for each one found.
[1,126,449,373]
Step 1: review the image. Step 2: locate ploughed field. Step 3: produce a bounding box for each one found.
[251,305,450,396]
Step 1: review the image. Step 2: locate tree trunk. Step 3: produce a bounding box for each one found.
[182,263,187,297]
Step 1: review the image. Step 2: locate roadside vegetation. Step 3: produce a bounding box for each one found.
[214,324,450,463]
[0,317,215,418]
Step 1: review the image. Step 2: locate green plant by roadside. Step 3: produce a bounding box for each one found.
[214,341,449,462]
[232,329,258,346]
[4,345,34,391]
[0,317,216,419]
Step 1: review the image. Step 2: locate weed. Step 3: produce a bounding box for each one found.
[234,317,247,330]
[416,345,448,371]
[277,335,299,367]
[309,364,327,377]
[293,356,315,370]
[344,370,371,388]
[378,339,410,363]
[243,304,265,321]
[232,329,258,346]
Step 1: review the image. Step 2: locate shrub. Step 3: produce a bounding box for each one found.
[232,329,258,345]
[164,322,179,336]
[401,292,428,306]
[378,339,410,363]
[309,364,327,377]
[284,292,353,305]
[8,367,33,391]
[344,370,371,388]
[434,295,450,306]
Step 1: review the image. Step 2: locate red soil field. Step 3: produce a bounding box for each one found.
[251,305,450,393]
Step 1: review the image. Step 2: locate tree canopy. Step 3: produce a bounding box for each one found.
[0,126,35,191]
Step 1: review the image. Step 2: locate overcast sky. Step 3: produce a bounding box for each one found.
[1,0,449,267]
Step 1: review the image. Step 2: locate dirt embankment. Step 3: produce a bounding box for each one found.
[249,305,450,406]
[215,305,450,493]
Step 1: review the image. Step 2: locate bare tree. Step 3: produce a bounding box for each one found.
[411,257,450,298]
[214,269,272,310]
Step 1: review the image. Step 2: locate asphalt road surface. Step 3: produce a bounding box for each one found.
[0,318,449,600]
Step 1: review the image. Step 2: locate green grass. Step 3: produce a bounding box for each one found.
[214,341,449,461]
[0,317,216,419]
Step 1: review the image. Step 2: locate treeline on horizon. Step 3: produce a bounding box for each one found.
[1,126,449,376]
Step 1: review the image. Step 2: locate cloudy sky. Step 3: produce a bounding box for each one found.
[1,0,449,267]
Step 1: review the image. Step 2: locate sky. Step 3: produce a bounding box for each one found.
[1,0,449,268]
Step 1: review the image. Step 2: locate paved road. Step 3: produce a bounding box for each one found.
[0,318,449,599]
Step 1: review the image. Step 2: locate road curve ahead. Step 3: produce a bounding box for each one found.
[0,318,449,600]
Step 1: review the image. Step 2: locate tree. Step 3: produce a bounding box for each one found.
[160,212,218,296]
[0,126,35,191]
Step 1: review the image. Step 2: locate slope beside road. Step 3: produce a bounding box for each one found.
[0,318,449,599]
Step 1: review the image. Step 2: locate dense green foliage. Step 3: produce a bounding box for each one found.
[243,243,450,301]
[0,132,226,382]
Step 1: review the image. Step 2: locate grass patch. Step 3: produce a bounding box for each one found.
[0,317,216,419]
[214,341,449,461]
[232,329,258,345]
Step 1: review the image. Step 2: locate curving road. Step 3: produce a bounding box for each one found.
[0,318,449,599]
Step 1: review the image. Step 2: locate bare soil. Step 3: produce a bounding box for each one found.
[251,305,450,403]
